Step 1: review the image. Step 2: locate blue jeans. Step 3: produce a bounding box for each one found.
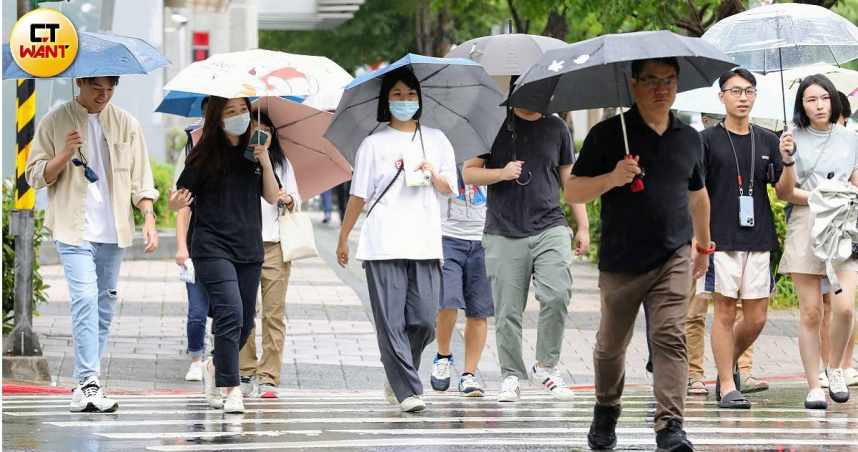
[186,281,210,358]
[322,190,333,216]
[56,241,126,381]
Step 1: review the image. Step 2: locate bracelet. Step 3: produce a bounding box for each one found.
[142,209,156,220]
[695,241,716,255]
[783,160,796,167]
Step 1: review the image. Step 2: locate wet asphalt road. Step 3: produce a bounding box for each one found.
[2,382,857,451]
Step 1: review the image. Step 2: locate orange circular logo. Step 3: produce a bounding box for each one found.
[10,8,78,77]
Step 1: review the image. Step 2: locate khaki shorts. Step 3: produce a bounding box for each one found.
[779,205,858,275]
[696,250,775,300]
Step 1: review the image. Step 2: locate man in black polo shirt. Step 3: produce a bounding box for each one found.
[566,58,712,452]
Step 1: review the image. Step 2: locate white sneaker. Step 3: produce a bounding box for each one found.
[400,395,426,412]
[239,375,258,398]
[69,377,118,413]
[430,356,453,391]
[258,383,279,399]
[530,366,575,401]
[201,359,223,409]
[223,391,245,414]
[458,374,485,397]
[819,371,830,388]
[804,387,828,410]
[645,369,654,387]
[383,381,398,405]
[827,366,850,403]
[184,361,203,381]
[496,376,521,402]
[844,368,858,387]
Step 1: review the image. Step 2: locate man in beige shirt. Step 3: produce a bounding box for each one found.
[25,76,159,413]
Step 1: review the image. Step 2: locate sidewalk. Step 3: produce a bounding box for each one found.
[25,211,825,393]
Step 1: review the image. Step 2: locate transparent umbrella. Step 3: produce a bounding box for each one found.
[702,3,858,128]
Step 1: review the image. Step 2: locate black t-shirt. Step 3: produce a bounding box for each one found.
[177,145,265,264]
[701,124,783,252]
[481,114,575,238]
[572,105,705,274]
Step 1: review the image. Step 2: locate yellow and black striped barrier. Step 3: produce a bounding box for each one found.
[16,78,35,210]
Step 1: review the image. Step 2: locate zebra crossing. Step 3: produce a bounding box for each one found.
[3,385,857,451]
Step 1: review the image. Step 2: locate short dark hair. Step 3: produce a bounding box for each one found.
[793,74,842,129]
[718,68,756,89]
[837,91,852,119]
[80,76,120,86]
[376,67,422,122]
[631,58,680,79]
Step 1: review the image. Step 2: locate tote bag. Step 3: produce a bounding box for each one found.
[278,201,318,262]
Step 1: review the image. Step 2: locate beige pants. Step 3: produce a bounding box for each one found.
[595,245,691,432]
[239,242,291,386]
[685,294,754,379]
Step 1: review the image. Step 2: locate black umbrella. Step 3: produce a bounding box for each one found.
[506,30,737,158]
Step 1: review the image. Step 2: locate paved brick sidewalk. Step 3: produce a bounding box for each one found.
[27,211,835,394]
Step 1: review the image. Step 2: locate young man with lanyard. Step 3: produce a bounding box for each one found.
[696,68,796,409]
[567,58,710,451]
[26,76,159,412]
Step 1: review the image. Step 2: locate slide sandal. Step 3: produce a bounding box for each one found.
[717,390,751,409]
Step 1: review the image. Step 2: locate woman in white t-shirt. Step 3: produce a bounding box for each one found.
[336,67,457,412]
[778,74,858,409]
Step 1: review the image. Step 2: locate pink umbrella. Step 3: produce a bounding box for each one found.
[191,97,352,200]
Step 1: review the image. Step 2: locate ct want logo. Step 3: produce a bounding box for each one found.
[10,8,78,77]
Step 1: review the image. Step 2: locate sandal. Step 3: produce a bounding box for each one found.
[687,378,709,396]
[717,389,752,409]
[739,374,769,394]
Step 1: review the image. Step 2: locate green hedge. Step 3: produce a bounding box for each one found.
[133,159,177,229]
[562,185,798,310]
[2,179,50,334]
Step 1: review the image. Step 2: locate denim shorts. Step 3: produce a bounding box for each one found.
[441,236,494,318]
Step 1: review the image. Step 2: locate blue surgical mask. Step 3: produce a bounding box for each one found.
[222,112,250,136]
[389,101,419,122]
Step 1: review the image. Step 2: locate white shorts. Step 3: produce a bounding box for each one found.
[696,251,776,300]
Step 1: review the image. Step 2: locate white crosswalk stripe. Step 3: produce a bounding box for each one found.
[3,388,857,451]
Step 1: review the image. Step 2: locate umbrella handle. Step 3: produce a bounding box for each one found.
[619,108,630,155]
[515,171,532,186]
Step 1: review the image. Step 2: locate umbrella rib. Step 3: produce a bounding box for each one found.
[274,111,326,130]
[422,93,468,121]
[421,84,492,89]
[419,65,451,85]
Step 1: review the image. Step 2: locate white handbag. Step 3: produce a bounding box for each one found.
[278,200,318,262]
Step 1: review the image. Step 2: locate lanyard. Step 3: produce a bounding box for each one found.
[721,122,755,196]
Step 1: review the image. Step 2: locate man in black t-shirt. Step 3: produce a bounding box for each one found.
[567,58,712,451]
[462,108,590,403]
[696,68,796,409]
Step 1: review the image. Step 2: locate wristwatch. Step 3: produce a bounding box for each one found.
[783,160,796,167]
[142,209,156,220]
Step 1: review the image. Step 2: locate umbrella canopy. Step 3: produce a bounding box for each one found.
[324,53,506,165]
[445,33,567,92]
[506,30,737,115]
[701,3,858,74]
[253,97,352,200]
[156,90,305,117]
[162,49,352,99]
[2,31,170,80]
[673,77,796,121]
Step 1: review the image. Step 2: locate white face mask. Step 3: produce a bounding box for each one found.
[222,112,250,136]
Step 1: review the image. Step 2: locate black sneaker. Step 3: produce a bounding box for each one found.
[587,404,621,450]
[656,419,694,452]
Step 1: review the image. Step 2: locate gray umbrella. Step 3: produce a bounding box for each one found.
[445,33,567,92]
[702,3,858,128]
[506,31,736,156]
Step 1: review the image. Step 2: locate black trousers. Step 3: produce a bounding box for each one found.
[195,258,262,387]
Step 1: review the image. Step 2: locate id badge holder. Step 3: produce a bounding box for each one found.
[739,195,755,228]
[88,182,104,204]
[403,146,429,187]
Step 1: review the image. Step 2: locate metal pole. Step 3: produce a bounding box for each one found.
[4,0,43,359]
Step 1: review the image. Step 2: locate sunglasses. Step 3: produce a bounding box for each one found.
[71,152,99,183]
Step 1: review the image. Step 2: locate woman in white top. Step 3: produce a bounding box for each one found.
[336,67,457,412]
[778,74,858,409]
[238,112,301,399]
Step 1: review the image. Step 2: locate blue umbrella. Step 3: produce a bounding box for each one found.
[324,53,506,165]
[2,31,170,80]
[155,90,305,117]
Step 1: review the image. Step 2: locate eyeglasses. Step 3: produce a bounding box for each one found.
[634,76,678,89]
[721,87,757,98]
[71,151,99,183]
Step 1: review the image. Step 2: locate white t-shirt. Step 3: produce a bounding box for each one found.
[350,125,457,261]
[261,158,301,243]
[83,113,119,244]
[440,164,487,241]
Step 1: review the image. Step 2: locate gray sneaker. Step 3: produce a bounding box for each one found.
[258,383,279,399]
[239,375,257,398]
